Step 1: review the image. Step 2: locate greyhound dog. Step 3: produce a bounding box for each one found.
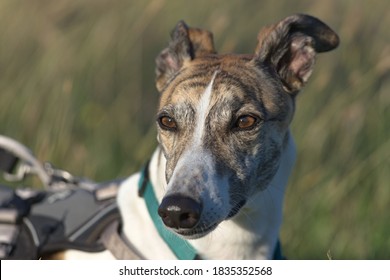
[64,14,339,260]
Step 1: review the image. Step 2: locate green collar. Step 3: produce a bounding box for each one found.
[137,161,284,260]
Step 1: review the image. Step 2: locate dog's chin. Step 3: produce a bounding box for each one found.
[174,223,218,240]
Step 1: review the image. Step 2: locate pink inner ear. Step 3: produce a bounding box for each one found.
[289,37,315,84]
[166,54,180,72]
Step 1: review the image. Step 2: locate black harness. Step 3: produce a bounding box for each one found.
[0,135,121,259]
[0,181,122,260]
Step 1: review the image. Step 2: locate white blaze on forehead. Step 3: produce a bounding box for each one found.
[193,71,218,146]
[165,71,231,216]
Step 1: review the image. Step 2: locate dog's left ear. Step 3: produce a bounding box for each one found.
[254,14,339,94]
[155,21,216,92]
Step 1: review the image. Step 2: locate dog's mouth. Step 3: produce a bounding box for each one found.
[227,199,246,219]
[173,199,246,239]
[174,223,218,239]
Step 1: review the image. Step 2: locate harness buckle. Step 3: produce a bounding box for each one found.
[0,135,95,190]
[0,135,50,188]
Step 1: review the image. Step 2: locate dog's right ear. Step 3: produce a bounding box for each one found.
[155,21,216,92]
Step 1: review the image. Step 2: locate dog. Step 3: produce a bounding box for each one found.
[61,14,339,260]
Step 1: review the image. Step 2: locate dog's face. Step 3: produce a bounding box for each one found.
[155,15,339,239]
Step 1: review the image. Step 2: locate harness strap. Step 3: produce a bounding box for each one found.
[138,162,200,260]
[101,220,143,260]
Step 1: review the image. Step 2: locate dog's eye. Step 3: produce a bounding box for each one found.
[158,116,178,130]
[235,115,257,130]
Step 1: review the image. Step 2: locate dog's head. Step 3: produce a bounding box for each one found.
[155,14,339,239]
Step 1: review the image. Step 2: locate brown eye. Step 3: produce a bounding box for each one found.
[235,115,257,130]
[158,116,177,130]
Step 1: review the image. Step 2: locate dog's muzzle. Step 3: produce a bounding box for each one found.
[158,194,247,239]
[158,195,202,230]
[158,195,218,239]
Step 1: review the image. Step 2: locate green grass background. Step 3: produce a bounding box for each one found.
[0,0,389,259]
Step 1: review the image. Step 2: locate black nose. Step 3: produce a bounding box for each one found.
[158,195,202,229]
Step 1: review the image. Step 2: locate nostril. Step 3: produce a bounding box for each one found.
[179,211,200,228]
[158,195,202,229]
[158,209,168,219]
[158,206,175,228]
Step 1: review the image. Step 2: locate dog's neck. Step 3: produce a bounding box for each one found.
[149,131,296,259]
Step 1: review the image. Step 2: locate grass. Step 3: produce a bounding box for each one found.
[0,0,389,259]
